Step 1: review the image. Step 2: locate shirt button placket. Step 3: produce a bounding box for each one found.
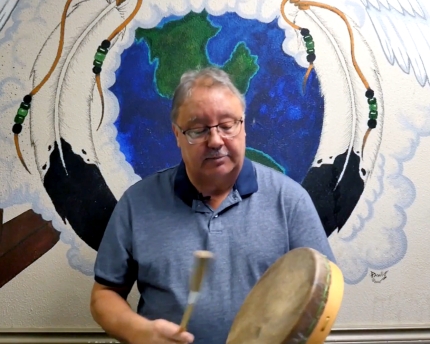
[209,213,222,233]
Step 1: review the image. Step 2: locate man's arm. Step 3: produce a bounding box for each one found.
[90,282,152,343]
[90,190,146,342]
[90,190,194,344]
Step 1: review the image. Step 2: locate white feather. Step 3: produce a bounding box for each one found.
[385,0,404,13]
[407,0,426,17]
[363,0,425,17]
[54,1,118,170]
[363,0,382,9]
[362,0,430,86]
[0,0,18,32]
[303,8,356,186]
[29,3,81,178]
[378,0,390,9]
[30,0,123,178]
[279,4,384,188]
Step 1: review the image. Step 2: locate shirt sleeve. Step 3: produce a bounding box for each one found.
[288,189,336,263]
[93,191,138,289]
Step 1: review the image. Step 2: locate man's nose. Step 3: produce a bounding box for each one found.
[206,127,224,148]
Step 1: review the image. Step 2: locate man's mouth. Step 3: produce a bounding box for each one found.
[205,155,227,160]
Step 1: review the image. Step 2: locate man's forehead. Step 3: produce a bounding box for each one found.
[185,113,237,124]
[187,116,198,123]
[187,89,241,110]
[176,84,243,123]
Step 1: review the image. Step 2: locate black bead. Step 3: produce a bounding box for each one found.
[300,28,310,36]
[365,89,374,99]
[101,40,111,49]
[12,123,22,134]
[307,53,316,63]
[368,119,377,129]
[93,66,102,74]
[23,94,32,104]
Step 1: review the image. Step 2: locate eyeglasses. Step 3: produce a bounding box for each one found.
[175,117,244,145]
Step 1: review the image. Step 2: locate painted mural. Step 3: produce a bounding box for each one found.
[0,0,429,297]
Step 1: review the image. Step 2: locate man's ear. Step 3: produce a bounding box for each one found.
[172,123,181,147]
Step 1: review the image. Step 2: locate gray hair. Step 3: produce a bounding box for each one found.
[170,66,246,123]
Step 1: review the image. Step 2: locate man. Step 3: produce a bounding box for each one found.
[90,67,335,344]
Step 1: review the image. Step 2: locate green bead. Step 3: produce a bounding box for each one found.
[94,51,106,62]
[369,110,378,119]
[17,107,28,117]
[307,48,315,54]
[369,103,378,111]
[14,114,25,124]
[20,102,30,110]
[93,59,103,67]
[305,41,314,50]
[303,35,313,43]
[368,97,376,105]
[97,47,108,54]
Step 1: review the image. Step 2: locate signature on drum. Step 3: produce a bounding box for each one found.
[370,271,388,283]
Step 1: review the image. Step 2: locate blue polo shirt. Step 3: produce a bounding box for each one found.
[94,158,335,344]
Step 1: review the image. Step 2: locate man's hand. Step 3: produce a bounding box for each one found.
[130,318,194,344]
[90,282,194,343]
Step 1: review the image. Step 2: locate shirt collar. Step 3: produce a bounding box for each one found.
[173,158,258,207]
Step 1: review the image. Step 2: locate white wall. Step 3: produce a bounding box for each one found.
[1,0,430,332]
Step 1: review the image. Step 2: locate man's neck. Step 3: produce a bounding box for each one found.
[187,170,239,209]
[191,175,235,198]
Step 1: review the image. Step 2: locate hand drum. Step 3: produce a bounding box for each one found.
[226,247,344,344]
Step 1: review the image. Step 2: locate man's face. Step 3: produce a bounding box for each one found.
[172,84,246,181]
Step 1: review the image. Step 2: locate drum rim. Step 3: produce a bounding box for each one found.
[285,254,331,343]
[227,247,332,343]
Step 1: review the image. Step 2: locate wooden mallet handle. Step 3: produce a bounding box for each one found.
[179,250,214,331]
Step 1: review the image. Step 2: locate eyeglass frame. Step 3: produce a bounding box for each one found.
[174,116,244,145]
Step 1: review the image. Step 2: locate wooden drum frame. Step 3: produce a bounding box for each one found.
[226,247,344,344]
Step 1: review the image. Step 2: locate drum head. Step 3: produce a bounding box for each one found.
[226,247,336,344]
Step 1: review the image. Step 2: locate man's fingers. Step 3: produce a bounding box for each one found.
[153,319,194,343]
[172,331,194,343]
[165,328,194,343]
